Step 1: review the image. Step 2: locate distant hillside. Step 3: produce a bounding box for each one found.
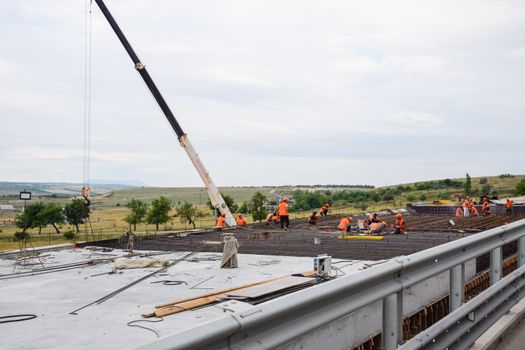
[0,181,136,197]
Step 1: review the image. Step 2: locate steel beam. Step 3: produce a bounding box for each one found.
[519,236,525,267]
[383,292,403,350]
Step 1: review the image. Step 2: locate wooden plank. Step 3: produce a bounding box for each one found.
[225,276,315,299]
[154,276,286,308]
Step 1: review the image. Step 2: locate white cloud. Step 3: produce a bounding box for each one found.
[0,0,524,187]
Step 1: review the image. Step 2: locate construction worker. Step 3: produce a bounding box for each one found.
[505,199,513,216]
[392,213,406,234]
[236,214,247,227]
[368,213,380,226]
[320,203,330,216]
[369,221,387,235]
[455,206,463,217]
[482,198,491,217]
[469,203,479,217]
[278,197,290,230]
[215,212,226,230]
[337,217,353,232]
[265,212,279,225]
[308,211,318,225]
[463,196,471,217]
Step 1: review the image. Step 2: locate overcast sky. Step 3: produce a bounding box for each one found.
[1,0,524,187]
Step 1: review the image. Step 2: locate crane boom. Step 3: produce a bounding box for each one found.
[93,0,236,226]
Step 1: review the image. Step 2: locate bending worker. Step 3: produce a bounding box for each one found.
[338,216,353,232]
[393,213,406,234]
[278,197,290,231]
[320,203,330,216]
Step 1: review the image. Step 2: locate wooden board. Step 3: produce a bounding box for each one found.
[225,276,315,299]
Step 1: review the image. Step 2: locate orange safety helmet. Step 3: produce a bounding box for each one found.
[348,217,353,222]
[221,213,226,217]
[325,203,330,207]
[283,197,289,202]
[396,213,402,218]
[237,213,242,217]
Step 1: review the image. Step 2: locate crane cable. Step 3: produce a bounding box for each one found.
[83,0,93,190]
[82,0,95,238]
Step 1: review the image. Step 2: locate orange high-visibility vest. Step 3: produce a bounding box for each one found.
[217,216,225,228]
[456,207,463,217]
[506,200,513,208]
[237,216,246,226]
[338,217,351,230]
[278,202,289,216]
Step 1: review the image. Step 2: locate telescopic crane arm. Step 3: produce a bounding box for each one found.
[94,0,236,226]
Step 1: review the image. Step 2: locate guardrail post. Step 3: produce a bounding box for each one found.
[519,236,525,267]
[383,291,402,350]
[491,247,502,285]
[450,263,464,312]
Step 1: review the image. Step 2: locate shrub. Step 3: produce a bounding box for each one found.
[14,231,30,241]
[63,231,76,240]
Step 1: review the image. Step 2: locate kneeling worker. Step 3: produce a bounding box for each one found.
[308,211,318,225]
[393,213,406,234]
[237,213,247,227]
[338,216,353,232]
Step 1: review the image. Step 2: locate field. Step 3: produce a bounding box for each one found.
[1,175,523,251]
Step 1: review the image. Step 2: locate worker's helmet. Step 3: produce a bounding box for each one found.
[396,213,402,218]
[237,213,242,217]
[369,215,374,220]
[283,197,289,202]
[221,213,226,217]
[348,217,353,222]
[326,203,330,207]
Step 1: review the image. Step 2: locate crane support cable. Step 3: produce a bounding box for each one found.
[83,0,93,188]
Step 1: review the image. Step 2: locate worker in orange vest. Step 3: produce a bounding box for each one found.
[482,198,491,216]
[505,199,513,216]
[393,213,406,234]
[469,203,479,217]
[463,196,471,217]
[320,203,330,216]
[455,206,463,217]
[265,212,279,225]
[215,212,226,229]
[338,217,353,232]
[236,214,246,227]
[278,197,290,230]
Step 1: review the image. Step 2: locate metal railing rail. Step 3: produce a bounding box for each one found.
[138,218,525,350]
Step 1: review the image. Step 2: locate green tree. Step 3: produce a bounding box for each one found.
[239,201,250,214]
[175,201,203,228]
[42,202,66,234]
[419,194,427,201]
[250,191,268,223]
[64,199,86,233]
[207,193,239,213]
[480,184,492,197]
[371,192,381,203]
[124,199,148,231]
[147,196,172,230]
[382,189,395,201]
[516,179,525,196]
[15,202,45,233]
[465,173,472,195]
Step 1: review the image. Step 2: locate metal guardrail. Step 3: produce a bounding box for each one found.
[138,218,525,350]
